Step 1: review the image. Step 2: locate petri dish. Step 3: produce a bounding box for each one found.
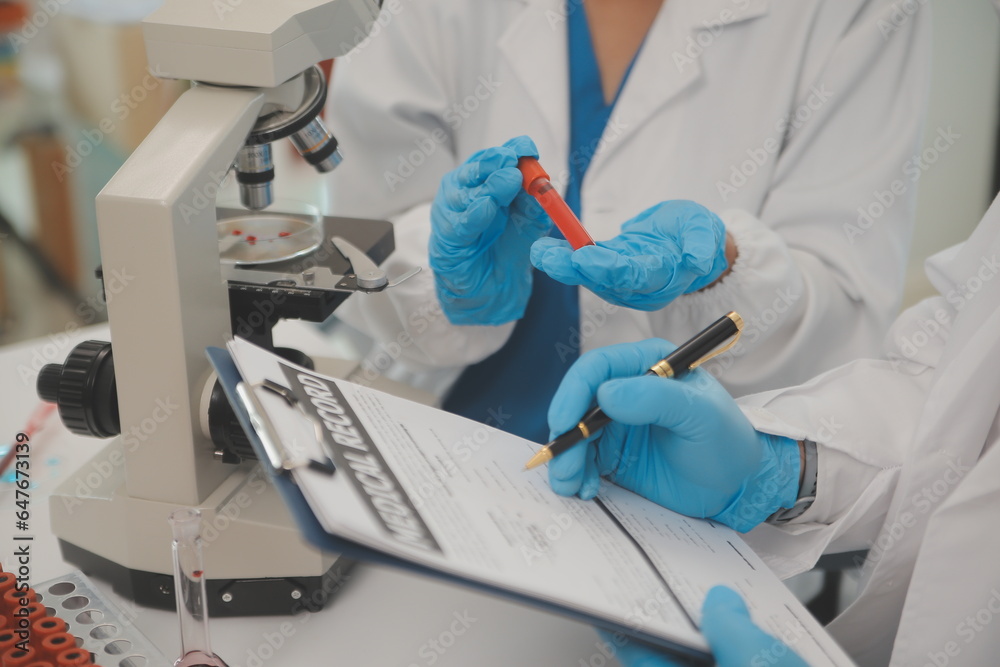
[217,200,322,265]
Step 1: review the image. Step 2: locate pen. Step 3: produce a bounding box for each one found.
[524,311,744,470]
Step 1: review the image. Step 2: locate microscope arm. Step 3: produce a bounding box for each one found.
[97,84,266,506]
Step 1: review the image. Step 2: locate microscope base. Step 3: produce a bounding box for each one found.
[56,540,352,616]
[49,438,353,616]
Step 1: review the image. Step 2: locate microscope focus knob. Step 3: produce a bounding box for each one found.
[37,340,120,438]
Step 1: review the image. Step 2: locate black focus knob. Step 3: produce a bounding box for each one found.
[208,382,255,464]
[37,340,120,438]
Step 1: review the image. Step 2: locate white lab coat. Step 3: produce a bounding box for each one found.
[327,0,930,397]
[738,195,1000,666]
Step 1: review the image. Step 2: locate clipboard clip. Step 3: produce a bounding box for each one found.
[236,380,336,476]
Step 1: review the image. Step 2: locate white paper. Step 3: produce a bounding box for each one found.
[228,337,852,664]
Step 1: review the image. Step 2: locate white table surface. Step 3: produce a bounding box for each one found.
[0,323,617,667]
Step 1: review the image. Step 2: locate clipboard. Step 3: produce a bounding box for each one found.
[206,345,711,664]
[207,341,853,667]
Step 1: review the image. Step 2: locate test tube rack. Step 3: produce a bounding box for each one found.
[1,569,168,667]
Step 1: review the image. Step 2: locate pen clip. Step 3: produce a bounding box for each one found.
[688,311,744,370]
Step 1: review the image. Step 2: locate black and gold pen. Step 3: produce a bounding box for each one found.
[523,311,744,471]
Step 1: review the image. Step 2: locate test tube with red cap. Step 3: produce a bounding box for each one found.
[3,645,39,666]
[53,648,93,666]
[517,157,595,250]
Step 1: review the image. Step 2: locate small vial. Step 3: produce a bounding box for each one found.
[517,157,596,250]
[169,509,229,667]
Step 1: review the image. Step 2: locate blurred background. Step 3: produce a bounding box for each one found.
[0,0,997,347]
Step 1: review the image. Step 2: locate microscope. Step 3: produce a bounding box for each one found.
[34,0,401,615]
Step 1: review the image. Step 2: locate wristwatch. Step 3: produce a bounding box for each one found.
[767,440,817,524]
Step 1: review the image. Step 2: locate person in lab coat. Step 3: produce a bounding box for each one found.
[543,195,1000,666]
[327,0,931,441]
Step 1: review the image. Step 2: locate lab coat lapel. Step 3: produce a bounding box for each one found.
[889,440,1000,666]
[497,0,570,159]
[587,0,770,179]
[829,305,1000,666]
[829,209,1000,665]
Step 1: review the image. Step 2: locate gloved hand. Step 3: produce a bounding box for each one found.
[600,586,810,667]
[429,135,552,326]
[530,200,728,311]
[547,339,800,532]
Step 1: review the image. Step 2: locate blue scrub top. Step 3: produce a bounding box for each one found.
[443,2,643,441]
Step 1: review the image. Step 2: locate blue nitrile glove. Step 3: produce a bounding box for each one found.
[429,135,552,326]
[546,339,800,532]
[598,586,810,666]
[530,200,728,311]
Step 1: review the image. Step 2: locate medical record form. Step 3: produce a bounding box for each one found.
[224,337,852,665]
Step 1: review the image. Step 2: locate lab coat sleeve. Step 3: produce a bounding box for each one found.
[325,2,515,368]
[665,0,932,394]
[733,297,945,579]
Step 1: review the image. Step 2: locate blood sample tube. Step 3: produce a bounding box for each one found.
[0,592,36,625]
[20,604,44,633]
[53,649,91,667]
[2,646,38,667]
[0,575,17,623]
[517,157,595,250]
[0,631,19,655]
[23,661,55,667]
[169,509,228,667]
[28,619,66,650]
[5,602,43,655]
[38,635,74,663]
